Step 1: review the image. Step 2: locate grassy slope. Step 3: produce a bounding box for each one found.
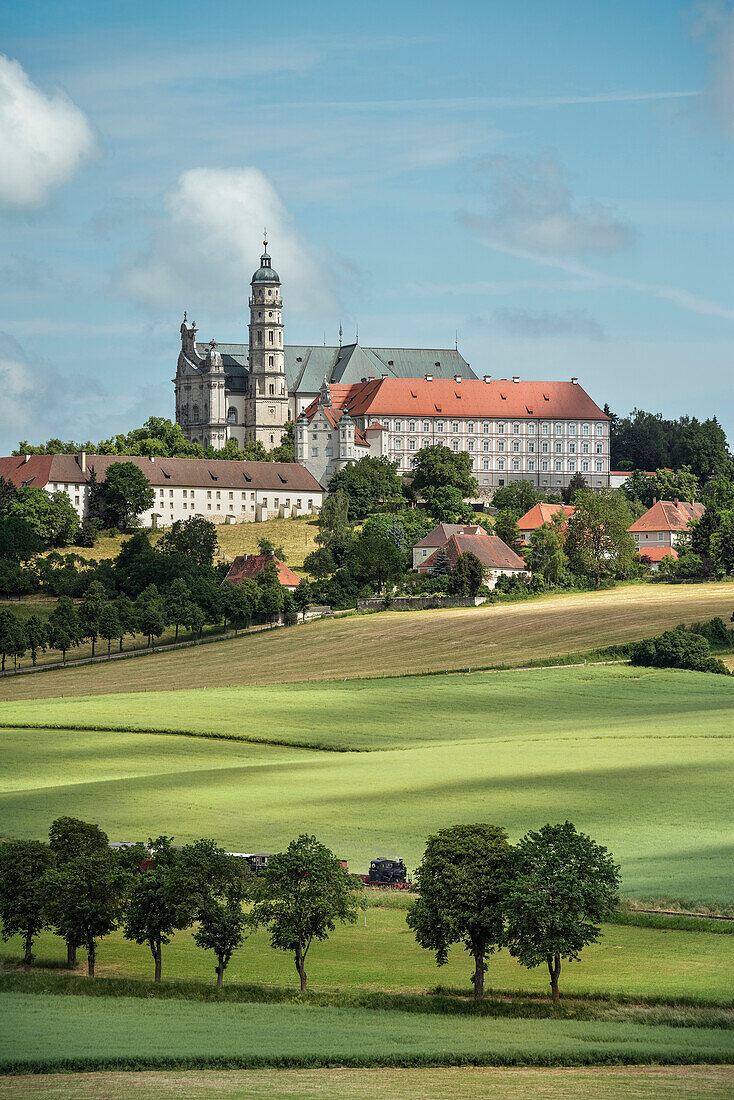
[4,911,734,1002]
[2,993,733,1072]
[3,1066,733,1100]
[1,667,733,900]
[2,581,734,700]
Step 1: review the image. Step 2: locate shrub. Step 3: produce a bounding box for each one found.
[630,628,730,675]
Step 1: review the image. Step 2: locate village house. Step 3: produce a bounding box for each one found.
[627,499,705,561]
[222,552,301,591]
[0,453,324,527]
[411,524,489,569]
[417,530,529,589]
[516,502,575,545]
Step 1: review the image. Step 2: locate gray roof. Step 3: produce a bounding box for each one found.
[196,341,476,395]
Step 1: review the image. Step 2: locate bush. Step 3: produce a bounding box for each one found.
[630,628,731,675]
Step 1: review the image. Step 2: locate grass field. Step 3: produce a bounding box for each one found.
[3,1066,733,1099]
[3,910,733,1001]
[1,665,732,901]
[2,581,733,700]
[2,992,733,1073]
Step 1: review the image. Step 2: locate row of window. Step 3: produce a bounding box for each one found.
[396,456,605,475]
[382,420,605,436]
[392,438,604,455]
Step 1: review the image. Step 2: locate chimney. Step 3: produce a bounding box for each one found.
[425,374,433,382]
[149,455,155,463]
[454,374,462,382]
[23,453,30,463]
[77,450,86,473]
[674,498,679,509]
[653,497,657,505]
[267,549,275,559]
[512,376,520,383]
[571,377,578,385]
[483,375,491,383]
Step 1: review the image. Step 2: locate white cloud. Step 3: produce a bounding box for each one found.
[0,55,95,209]
[469,152,635,257]
[693,2,734,136]
[121,168,332,316]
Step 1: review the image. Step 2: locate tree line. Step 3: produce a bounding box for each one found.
[0,817,618,1003]
[606,407,731,480]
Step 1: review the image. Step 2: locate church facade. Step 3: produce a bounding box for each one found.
[174,241,476,451]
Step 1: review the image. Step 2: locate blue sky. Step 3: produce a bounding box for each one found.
[2,0,734,452]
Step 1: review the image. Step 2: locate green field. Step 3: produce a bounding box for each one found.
[3,909,733,1002]
[2,992,733,1074]
[2,581,733,700]
[4,1066,733,1099]
[1,665,732,901]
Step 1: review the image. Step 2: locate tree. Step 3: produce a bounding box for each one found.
[164,578,191,640]
[0,840,54,967]
[99,463,155,528]
[123,836,197,982]
[186,601,206,638]
[271,420,295,463]
[448,551,485,597]
[98,602,122,657]
[504,822,620,1003]
[564,490,636,586]
[327,456,404,520]
[528,519,568,585]
[631,628,730,675]
[293,579,312,621]
[411,445,478,497]
[24,614,49,666]
[561,472,588,506]
[45,849,127,977]
[249,834,364,991]
[0,560,33,601]
[257,563,285,623]
[430,546,451,577]
[303,546,334,580]
[79,580,107,657]
[407,824,513,999]
[0,609,26,671]
[159,517,219,571]
[709,511,734,578]
[422,485,476,524]
[494,510,523,555]
[257,537,286,561]
[316,489,351,561]
[7,487,79,548]
[135,584,166,646]
[191,848,252,986]
[115,595,137,651]
[222,579,258,634]
[48,816,111,967]
[48,596,82,660]
[491,481,537,518]
[351,523,406,594]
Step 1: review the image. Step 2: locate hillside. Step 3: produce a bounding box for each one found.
[2,580,732,700]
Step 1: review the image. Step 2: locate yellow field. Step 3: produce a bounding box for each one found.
[2,580,732,700]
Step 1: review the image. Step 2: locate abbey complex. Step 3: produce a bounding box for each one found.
[175,242,610,492]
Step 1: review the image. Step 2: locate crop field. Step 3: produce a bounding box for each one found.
[1,666,733,902]
[3,910,733,1001]
[2,580,733,700]
[3,1066,733,1099]
[2,992,733,1074]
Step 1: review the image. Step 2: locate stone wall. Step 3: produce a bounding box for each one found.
[356,595,487,612]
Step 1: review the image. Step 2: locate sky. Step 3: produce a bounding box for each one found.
[1,0,734,453]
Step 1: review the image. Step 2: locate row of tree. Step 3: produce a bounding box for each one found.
[606,408,731,480]
[0,818,618,1003]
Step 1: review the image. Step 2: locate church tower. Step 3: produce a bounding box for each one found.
[246,236,289,447]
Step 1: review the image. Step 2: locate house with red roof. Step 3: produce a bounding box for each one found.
[296,375,609,491]
[412,524,488,568]
[417,530,529,589]
[628,499,705,555]
[222,552,301,591]
[516,503,575,545]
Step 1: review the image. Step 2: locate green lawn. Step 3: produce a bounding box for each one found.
[3,910,733,1002]
[1,992,732,1073]
[2,581,734,699]
[3,1066,733,1099]
[1,666,732,901]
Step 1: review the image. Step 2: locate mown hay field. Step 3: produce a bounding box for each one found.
[3,1065,732,1100]
[2,666,733,902]
[2,581,734,700]
[2,993,733,1074]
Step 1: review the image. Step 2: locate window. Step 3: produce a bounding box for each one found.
[395,420,402,431]
[483,441,489,452]
[452,421,459,433]
[169,489,174,497]
[541,442,548,454]
[658,531,664,541]
[228,491,233,499]
[482,459,489,470]
[498,441,505,453]
[190,491,194,498]
[269,384,274,395]
[482,422,489,433]
[582,461,589,472]
[582,443,590,454]
[555,423,563,435]
[569,442,576,455]
[215,490,220,499]
[452,440,459,452]
[512,459,520,471]
[423,421,430,432]
[207,503,211,510]
[192,405,200,424]
[542,423,549,435]
[160,488,164,496]
[297,499,301,508]
[468,440,474,452]
[498,459,505,471]
[75,496,80,505]
[274,498,279,508]
[437,421,444,432]
[555,442,562,453]
[409,439,416,451]
[541,460,548,472]
[207,490,211,499]
[468,422,474,433]
[569,460,575,473]
[325,447,332,457]
[227,407,237,423]
[311,448,318,457]
[498,422,505,434]
[262,499,268,508]
[268,330,273,344]
[596,424,603,436]
[569,424,576,436]
[513,423,520,434]
[596,443,603,454]
[554,460,562,472]
[596,461,603,473]
[513,441,519,452]
[528,460,535,471]
[409,421,416,432]
[257,331,262,344]
[583,424,590,436]
[268,356,273,367]
[528,422,535,435]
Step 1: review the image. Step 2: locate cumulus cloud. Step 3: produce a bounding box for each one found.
[121,168,333,316]
[0,55,95,209]
[693,2,734,136]
[494,308,604,340]
[468,152,635,257]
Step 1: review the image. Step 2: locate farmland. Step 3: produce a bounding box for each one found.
[2,580,733,700]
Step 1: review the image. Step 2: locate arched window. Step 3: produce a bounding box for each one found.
[192,404,200,424]
[227,407,237,424]
[268,356,274,366]
[268,330,274,344]
[257,331,263,344]
[269,383,274,395]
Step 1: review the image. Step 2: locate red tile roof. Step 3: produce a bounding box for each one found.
[628,500,705,534]
[0,454,323,493]
[517,502,575,532]
[301,378,607,422]
[419,532,527,573]
[222,554,301,587]
[298,399,369,448]
[413,524,487,549]
[639,546,679,562]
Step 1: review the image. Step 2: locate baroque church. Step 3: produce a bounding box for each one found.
[174,239,476,451]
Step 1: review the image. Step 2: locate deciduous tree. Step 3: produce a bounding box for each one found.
[123,836,197,982]
[0,840,54,967]
[99,463,155,528]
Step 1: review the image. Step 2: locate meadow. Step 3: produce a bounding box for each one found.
[3,1065,732,1100]
[1,666,732,901]
[2,992,733,1074]
[2,580,733,700]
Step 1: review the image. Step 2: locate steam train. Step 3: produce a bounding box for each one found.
[110,843,411,888]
